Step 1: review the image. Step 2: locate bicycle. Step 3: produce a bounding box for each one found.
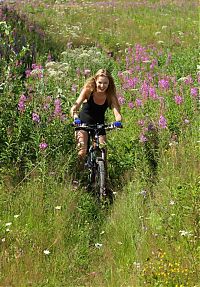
[73,123,122,206]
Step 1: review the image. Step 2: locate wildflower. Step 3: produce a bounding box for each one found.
[5,222,12,227]
[184,75,193,85]
[39,142,48,150]
[118,96,125,105]
[71,84,78,94]
[84,69,91,77]
[159,115,167,129]
[139,190,148,197]
[158,79,170,90]
[149,86,158,99]
[18,94,27,112]
[174,95,183,105]
[25,69,31,78]
[55,206,61,210]
[32,112,40,123]
[14,214,20,218]
[139,134,147,143]
[128,101,134,109]
[135,98,142,107]
[138,119,145,126]
[184,119,190,124]
[43,249,50,255]
[133,262,141,269]
[190,87,198,97]
[169,200,175,205]
[2,238,5,242]
[54,98,62,116]
[95,243,103,248]
[179,230,192,237]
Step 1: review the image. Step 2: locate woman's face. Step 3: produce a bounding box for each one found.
[95,76,109,93]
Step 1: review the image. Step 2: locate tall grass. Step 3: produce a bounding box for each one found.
[0,0,199,286]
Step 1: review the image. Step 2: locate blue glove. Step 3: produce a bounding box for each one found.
[113,121,122,128]
[74,118,81,125]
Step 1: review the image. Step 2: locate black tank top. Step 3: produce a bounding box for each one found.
[79,94,108,124]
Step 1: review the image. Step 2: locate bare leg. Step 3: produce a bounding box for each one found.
[75,130,88,171]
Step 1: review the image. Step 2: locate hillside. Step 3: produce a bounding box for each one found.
[0,1,199,286]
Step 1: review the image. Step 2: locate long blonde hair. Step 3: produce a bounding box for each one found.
[84,69,120,109]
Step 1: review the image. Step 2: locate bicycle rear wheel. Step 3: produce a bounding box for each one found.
[95,159,106,204]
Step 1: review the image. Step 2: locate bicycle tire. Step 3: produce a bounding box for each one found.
[95,159,106,203]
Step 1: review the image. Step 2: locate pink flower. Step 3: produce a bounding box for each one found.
[174,95,183,105]
[158,79,170,90]
[18,94,27,112]
[135,98,142,107]
[190,87,198,97]
[138,119,145,126]
[159,115,167,129]
[118,96,125,105]
[128,102,134,109]
[184,75,193,85]
[139,134,147,143]
[32,113,40,123]
[54,99,62,116]
[39,142,48,150]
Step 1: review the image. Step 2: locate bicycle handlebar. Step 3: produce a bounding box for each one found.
[72,123,122,131]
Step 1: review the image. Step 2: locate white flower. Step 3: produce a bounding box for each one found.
[95,243,103,249]
[43,249,51,255]
[169,200,175,205]
[2,238,6,242]
[55,206,61,210]
[5,222,12,227]
[133,262,141,269]
[155,31,161,36]
[14,214,20,218]
[179,230,192,237]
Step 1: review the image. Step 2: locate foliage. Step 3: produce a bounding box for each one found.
[0,1,199,286]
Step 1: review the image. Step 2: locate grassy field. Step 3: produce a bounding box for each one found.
[0,0,199,286]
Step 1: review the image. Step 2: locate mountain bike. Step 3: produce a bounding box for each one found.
[74,123,121,206]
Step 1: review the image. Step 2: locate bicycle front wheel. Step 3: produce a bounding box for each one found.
[95,159,106,203]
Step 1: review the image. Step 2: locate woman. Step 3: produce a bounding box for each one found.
[70,69,122,163]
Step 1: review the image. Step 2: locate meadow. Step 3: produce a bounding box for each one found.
[0,0,199,286]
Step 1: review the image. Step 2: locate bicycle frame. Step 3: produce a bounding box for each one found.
[73,123,120,205]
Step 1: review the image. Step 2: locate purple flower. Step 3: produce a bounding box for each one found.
[54,99,62,116]
[32,112,40,123]
[128,101,134,109]
[135,98,142,107]
[18,94,27,112]
[25,69,31,78]
[184,75,193,85]
[190,87,198,97]
[159,115,167,129]
[39,142,48,150]
[139,134,147,143]
[174,95,183,105]
[71,84,78,94]
[118,96,125,105]
[158,79,170,90]
[138,119,145,126]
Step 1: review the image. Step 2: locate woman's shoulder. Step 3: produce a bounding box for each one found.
[81,87,92,100]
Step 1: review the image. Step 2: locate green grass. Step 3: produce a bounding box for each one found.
[0,0,199,286]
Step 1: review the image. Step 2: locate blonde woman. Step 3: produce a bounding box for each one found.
[70,69,122,163]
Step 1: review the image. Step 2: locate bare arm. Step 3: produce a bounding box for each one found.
[111,97,122,122]
[70,87,90,118]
